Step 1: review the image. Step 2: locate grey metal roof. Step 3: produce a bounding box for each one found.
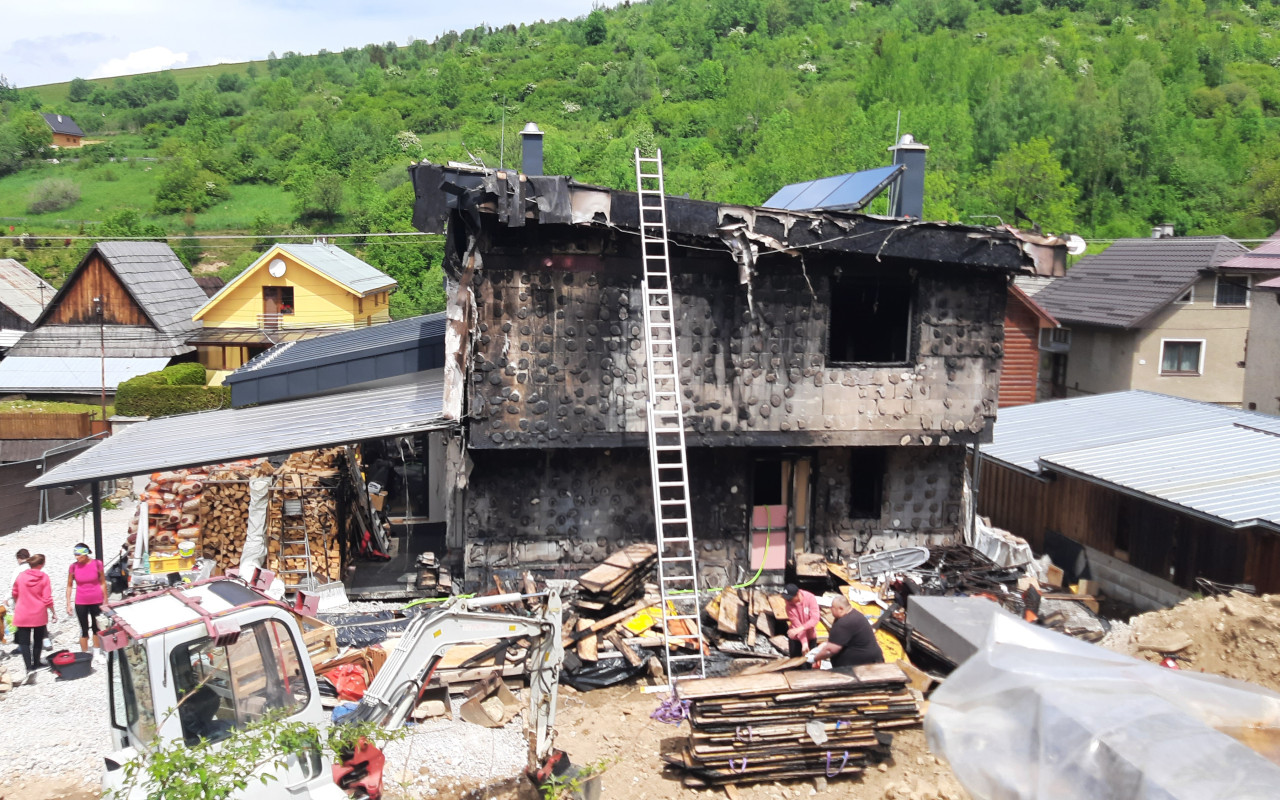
[29,379,452,487]
[41,113,84,137]
[0,259,54,323]
[94,242,208,335]
[274,243,396,295]
[0,330,24,349]
[0,356,171,393]
[1036,237,1247,328]
[1042,425,1280,529]
[981,390,1280,531]
[225,314,446,407]
[5,325,193,358]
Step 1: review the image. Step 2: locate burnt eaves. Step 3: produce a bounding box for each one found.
[409,162,1065,278]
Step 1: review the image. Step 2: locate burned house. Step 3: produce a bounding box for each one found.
[410,155,1065,588]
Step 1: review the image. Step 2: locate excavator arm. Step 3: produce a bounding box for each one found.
[342,585,566,766]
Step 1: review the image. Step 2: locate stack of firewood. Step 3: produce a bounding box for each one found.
[199,461,268,571]
[664,664,921,787]
[266,449,344,585]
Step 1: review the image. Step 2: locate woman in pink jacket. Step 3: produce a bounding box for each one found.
[11,553,56,684]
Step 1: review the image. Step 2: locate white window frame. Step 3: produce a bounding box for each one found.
[1214,274,1250,308]
[1173,286,1194,304]
[1159,338,1206,376]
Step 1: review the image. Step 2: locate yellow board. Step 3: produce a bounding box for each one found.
[876,629,906,664]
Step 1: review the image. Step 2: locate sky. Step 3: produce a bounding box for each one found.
[1,0,604,88]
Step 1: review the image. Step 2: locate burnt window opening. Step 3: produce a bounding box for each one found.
[848,448,887,519]
[828,278,913,364]
[752,460,783,506]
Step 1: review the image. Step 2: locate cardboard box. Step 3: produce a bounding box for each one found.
[369,491,387,511]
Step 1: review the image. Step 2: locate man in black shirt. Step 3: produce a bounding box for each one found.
[806,596,884,669]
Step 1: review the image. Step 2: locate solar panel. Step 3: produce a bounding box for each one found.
[763,164,904,212]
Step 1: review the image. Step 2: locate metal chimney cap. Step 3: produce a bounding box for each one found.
[888,133,929,152]
[520,122,544,137]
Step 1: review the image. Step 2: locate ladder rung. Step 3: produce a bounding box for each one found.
[657,481,685,487]
[660,553,694,561]
[663,615,701,623]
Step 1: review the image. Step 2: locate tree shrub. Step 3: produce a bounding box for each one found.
[115,363,228,417]
[27,178,81,213]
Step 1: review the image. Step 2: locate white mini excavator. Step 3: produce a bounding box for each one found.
[99,571,569,800]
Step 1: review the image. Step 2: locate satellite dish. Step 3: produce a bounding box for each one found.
[268,258,287,278]
[1065,235,1087,256]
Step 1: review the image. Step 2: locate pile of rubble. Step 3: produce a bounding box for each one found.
[1107,591,1280,693]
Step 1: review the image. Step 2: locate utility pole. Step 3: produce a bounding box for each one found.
[94,295,106,424]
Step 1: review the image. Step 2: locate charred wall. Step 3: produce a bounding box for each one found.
[464,251,1008,450]
[459,444,967,587]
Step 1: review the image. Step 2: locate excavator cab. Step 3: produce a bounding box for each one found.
[102,576,348,800]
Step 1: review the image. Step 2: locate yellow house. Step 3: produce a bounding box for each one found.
[190,241,396,380]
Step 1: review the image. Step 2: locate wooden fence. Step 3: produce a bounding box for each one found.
[0,412,92,440]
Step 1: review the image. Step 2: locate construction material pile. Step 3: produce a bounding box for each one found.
[130,468,211,561]
[664,664,921,787]
[1111,591,1280,693]
[200,460,268,571]
[266,448,344,587]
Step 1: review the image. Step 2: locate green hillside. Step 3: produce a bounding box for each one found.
[3,0,1280,315]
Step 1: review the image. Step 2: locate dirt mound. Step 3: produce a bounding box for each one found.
[1112,592,1280,693]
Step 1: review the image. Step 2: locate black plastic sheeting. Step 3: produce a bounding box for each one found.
[318,610,413,648]
[561,650,654,691]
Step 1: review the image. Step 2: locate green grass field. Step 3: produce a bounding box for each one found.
[0,160,293,233]
[26,60,264,105]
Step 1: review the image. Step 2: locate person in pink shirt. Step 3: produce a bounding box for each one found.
[66,543,108,652]
[11,553,56,684]
[783,583,820,657]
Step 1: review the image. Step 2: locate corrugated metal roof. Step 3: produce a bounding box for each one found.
[1036,237,1247,328]
[0,356,171,392]
[0,259,54,323]
[1043,425,1280,528]
[981,391,1280,530]
[29,379,452,487]
[95,242,209,335]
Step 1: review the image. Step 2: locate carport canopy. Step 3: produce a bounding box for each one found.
[29,378,453,488]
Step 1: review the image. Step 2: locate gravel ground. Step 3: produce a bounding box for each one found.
[1,499,136,792]
[2,503,529,797]
[380,697,530,799]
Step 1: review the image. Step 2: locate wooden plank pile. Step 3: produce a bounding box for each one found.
[664,664,921,787]
[575,543,657,611]
[414,551,453,598]
[266,449,344,586]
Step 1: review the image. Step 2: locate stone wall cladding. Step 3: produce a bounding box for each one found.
[465,258,1007,449]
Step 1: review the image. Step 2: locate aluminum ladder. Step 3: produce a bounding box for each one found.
[634,148,706,682]
[276,497,316,589]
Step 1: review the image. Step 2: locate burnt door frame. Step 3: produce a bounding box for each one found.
[749,452,814,570]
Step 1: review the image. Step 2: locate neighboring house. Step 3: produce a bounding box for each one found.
[999,276,1060,407]
[193,275,226,298]
[0,242,207,397]
[1034,234,1269,406]
[978,391,1280,606]
[190,241,397,381]
[41,113,84,148]
[408,158,1065,587]
[1219,235,1280,415]
[0,258,54,357]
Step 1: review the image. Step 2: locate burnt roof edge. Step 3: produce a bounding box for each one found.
[408,162,1066,277]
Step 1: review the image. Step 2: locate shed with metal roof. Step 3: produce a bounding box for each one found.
[977,390,1280,599]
